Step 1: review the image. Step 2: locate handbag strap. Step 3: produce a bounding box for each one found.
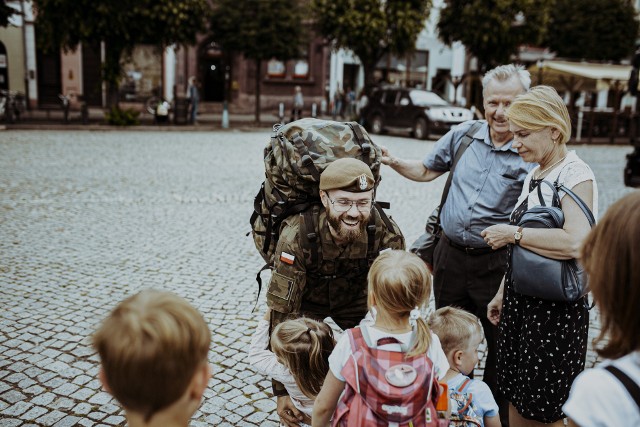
[536,179,595,227]
[604,365,640,410]
[438,121,485,220]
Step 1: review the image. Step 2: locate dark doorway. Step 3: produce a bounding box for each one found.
[36,46,62,105]
[0,42,8,90]
[199,41,226,102]
[82,43,102,106]
[342,63,359,93]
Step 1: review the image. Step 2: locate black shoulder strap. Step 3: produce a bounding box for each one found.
[604,365,640,409]
[301,205,322,270]
[438,121,484,217]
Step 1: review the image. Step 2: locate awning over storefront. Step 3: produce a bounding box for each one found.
[529,60,632,92]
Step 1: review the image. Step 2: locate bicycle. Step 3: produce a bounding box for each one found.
[0,90,26,124]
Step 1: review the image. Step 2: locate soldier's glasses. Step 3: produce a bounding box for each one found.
[328,197,373,212]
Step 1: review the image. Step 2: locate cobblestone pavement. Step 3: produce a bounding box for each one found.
[0,129,636,426]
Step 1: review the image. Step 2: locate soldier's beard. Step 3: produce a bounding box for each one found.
[326,209,368,244]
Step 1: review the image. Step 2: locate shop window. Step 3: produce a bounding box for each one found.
[268,59,286,78]
[293,60,309,79]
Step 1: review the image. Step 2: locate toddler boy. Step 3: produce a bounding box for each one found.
[429,307,500,427]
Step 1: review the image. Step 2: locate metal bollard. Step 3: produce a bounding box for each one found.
[278,102,285,124]
[311,103,317,118]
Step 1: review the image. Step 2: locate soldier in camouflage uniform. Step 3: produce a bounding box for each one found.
[267,158,405,426]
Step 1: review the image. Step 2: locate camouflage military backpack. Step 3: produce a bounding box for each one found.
[250,118,384,268]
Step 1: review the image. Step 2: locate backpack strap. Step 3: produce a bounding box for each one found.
[346,121,372,166]
[301,205,322,270]
[438,120,484,220]
[291,132,321,182]
[457,378,472,392]
[604,365,640,410]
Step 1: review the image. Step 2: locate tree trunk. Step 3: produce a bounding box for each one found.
[254,58,261,124]
[104,43,124,108]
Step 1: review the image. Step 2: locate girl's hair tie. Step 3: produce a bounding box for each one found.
[409,306,421,327]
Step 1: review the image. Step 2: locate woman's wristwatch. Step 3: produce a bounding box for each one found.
[514,226,524,246]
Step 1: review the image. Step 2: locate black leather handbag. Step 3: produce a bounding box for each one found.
[511,180,595,302]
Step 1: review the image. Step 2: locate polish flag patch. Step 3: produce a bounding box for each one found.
[280,252,295,265]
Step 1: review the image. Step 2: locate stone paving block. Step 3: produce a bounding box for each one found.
[102,415,125,425]
[3,400,33,416]
[20,405,48,421]
[98,403,120,414]
[52,382,79,397]
[0,389,26,404]
[35,409,66,426]
[72,402,93,415]
[245,410,270,424]
[87,411,107,421]
[72,374,93,386]
[69,387,95,401]
[53,415,82,427]
[4,372,28,384]
[0,418,22,427]
[30,392,56,406]
[87,392,113,407]
[77,419,95,427]
[51,397,75,410]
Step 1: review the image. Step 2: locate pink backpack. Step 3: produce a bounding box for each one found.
[332,327,448,427]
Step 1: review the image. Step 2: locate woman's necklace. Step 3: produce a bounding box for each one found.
[535,155,566,180]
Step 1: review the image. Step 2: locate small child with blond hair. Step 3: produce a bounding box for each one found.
[93,290,212,427]
[249,309,336,426]
[429,307,500,427]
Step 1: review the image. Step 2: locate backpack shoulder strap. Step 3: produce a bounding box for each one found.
[348,327,367,352]
[439,120,484,215]
[457,377,472,392]
[301,205,322,270]
[604,365,640,409]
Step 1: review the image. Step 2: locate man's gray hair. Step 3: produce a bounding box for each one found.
[482,64,531,93]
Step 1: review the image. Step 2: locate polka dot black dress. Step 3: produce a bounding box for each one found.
[497,179,589,423]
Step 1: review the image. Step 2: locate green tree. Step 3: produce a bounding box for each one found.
[312,0,431,89]
[209,0,308,123]
[438,0,552,72]
[546,0,639,61]
[33,0,211,106]
[0,0,19,27]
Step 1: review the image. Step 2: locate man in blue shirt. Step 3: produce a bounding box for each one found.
[381,64,534,427]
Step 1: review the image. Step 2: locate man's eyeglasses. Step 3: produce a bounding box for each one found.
[328,197,373,212]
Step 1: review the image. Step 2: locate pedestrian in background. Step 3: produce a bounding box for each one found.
[483,85,598,426]
[563,191,640,427]
[381,64,534,426]
[291,85,304,122]
[93,290,212,427]
[332,86,344,120]
[187,76,199,124]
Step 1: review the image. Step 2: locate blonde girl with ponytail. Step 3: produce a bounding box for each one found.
[313,250,449,426]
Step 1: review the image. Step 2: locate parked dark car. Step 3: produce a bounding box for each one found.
[360,87,474,140]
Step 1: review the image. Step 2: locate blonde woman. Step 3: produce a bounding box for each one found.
[481,86,598,426]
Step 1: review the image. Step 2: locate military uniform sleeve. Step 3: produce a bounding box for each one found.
[265,217,308,396]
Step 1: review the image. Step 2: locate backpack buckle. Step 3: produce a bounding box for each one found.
[361,143,371,155]
[307,232,317,242]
